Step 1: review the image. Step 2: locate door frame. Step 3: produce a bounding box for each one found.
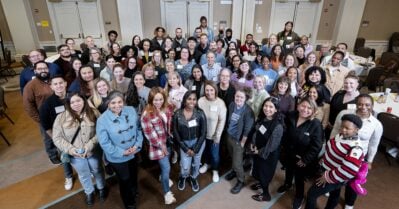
[269,0,324,44]
[46,0,106,46]
[160,0,213,38]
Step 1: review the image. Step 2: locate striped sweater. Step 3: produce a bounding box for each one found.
[322,135,364,184]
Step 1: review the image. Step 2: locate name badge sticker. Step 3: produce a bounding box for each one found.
[210,106,218,112]
[188,120,198,127]
[259,125,267,135]
[55,105,65,114]
[191,85,196,91]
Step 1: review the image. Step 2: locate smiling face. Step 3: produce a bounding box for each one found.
[205,84,216,100]
[297,100,314,119]
[106,58,116,69]
[108,96,124,115]
[168,74,179,88]
[133,74,145,88]
[80,67,94,82]
[307,53,317,65]
[113,66,125,81]
[269,35,277,45]
[253,77,265,90]
[343,77,359,93]
[356,96,373,117]
[274,46,282,56]
[72,59,82,72]
[309,70,321,84]
[285,55,295,67]
[50,77,66,95]
[153,93,165,110]
[184,93,197,110]
[278,81,289,94]
[240,62,250,74]
[96,80,109,96]
[287,68,297,82]
[234,91,246,107]
[340,120,358,138]
[308,86,318,101]
[192,67,202,81]
[70,95,84,114]
[128,57,137,69]
[263,101,277,119]
[219,70,230,84]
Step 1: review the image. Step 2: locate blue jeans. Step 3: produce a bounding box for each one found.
[305,181,345,209]
[158,155,171,194]
[179,139,205,179]
[39,125,73,178]
[70,153,105,194]
[203,139,220,171]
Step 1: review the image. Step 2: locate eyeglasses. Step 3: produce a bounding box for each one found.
[129,62,136,64]
[36,67,48,71]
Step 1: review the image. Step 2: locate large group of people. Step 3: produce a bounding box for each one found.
[20,17,385,209]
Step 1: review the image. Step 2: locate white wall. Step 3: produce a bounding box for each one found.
[1,0,37,54]
[332,0,367,51]
[117,0,143,45]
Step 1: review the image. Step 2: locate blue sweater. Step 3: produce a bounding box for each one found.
[96,106,143,163]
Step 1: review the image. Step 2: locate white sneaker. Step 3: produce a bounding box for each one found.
[199,163,209,174]
[169,179,174,187]
[172,150,178,164]
[164,191,176,205]
[64,177,73,190]
[344,205,354,209]
[212,170,219,182]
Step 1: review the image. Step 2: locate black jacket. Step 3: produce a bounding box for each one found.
[173,108,207,153]
[282,111,323,165]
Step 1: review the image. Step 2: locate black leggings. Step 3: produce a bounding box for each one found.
[252,151,279,195]
[110,158,138,208]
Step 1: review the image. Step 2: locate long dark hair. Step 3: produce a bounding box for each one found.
[64,93,97,126]
[237,60,254,80]
[78,65,97,97]
[256,97,284,124]
[270,44,284,62]
[125,71,142,107]
[189,64,206,82]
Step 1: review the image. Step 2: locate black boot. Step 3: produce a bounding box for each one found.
[225,171,236,181]
[86,192,95,206]
[230,181,244,194]
[99,188,107,202]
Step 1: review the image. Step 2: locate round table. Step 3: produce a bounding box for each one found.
[370,92,399,117]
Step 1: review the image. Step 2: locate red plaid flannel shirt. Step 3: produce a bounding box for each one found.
[141,104,174,160]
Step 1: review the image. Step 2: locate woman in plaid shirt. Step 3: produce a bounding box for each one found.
[140,87,176,205]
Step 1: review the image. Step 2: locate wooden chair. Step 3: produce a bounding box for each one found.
[0,86,13,146]
[378,112,399,165]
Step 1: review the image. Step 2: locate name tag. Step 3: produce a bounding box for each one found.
[191,85,196,91]
[149,52,153,56]
[347,104,356,110]
[188,119,197,127]
[176,47,181,51]
[304,132,310,136]
[32,76,36,80]
[287,36,292,40]
[259,125,267,135]
[286,44,291,49]
[154,71,159,76]
[177,64,183,69]
[93,63,100,68]
[210,106,218,112]
[231,113,240,121]
[55,105,65,114]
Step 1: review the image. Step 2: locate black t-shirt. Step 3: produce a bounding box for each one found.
[39,93,65,131]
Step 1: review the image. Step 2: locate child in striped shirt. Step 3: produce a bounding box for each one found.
[304,114,364,209]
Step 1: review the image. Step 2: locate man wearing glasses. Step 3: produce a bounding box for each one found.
[20,50,61,94]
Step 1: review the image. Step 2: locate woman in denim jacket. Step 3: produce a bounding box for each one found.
[173,91,207,193]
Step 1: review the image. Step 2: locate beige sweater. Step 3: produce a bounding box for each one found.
[198,97,227,143]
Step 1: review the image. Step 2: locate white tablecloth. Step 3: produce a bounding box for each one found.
[370,92,399,117]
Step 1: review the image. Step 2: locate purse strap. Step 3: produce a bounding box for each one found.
[70,125,81,145]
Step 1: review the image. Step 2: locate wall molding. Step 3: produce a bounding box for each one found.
[315,40,388,58]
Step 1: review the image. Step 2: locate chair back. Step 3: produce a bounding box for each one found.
[354,37,365,54]
[357,47,372,58]
[377,112,399,145]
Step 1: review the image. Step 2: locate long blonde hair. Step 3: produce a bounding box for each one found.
[91,78,111,108]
